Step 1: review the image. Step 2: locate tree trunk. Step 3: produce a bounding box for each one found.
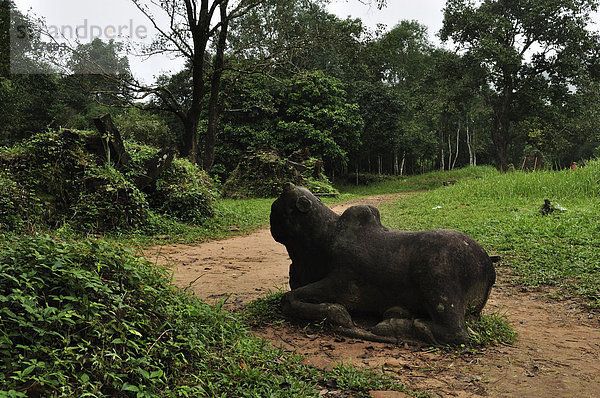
[203,1,229,171]
[492,118,510,172]
[181,117,199,164]
[180,0,211,164]
[400,152,406,176]
[492,73,514,172]
[452,121,460,170]
[393,149,399,176]
[447,134,453,170]
[441,146,445,171]
[466,116,473,166]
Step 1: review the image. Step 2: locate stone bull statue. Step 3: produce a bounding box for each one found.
[270,183,497,345]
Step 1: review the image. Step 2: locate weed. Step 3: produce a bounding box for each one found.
[467,313,517,347]
[242,292,285,326]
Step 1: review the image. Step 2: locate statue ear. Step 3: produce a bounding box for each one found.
[296,196,312,213]
[283,182,295,193]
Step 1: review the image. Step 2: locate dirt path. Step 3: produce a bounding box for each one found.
[146,194,600,397]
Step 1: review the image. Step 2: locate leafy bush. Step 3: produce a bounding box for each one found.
[71,165,150,233]
[0,130,218,234]
[115,108,175,149]
[223,150,337,198]
[0,236,409,397]
[0,175,42,232]
[0,130,90,219]
[151,158,217,224]
[122,140,161,174]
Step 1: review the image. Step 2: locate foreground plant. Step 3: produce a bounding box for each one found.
[0,236,411,397]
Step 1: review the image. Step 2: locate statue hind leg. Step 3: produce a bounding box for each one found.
[282,276,400,344]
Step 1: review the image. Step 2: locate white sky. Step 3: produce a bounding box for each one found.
[12,0,448,82]
[11,1,449,83]
[328,0,446,43]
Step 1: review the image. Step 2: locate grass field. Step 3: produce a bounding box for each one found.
[377,163,600,308]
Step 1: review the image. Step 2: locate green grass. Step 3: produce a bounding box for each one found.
[467,313,517,347]
[241,292,286,327]
[378,161,600,308]
[337,166,497,195]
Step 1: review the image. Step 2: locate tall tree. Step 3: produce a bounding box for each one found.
[366,21,433,174]
[441,0,600,171]
[127,0,267,169]
[0,0,58,144]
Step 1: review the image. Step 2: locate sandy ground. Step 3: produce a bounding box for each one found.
[145,195,600,397]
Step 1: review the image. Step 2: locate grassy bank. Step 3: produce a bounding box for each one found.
[378,162,600,308]
[337,166,497,195]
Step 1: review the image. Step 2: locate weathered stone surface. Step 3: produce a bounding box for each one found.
[270,183,496,345]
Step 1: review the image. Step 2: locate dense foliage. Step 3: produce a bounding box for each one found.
[3,1,600,177]
[0,130,217,234]
[0,236,411,397]
[222,149,338,198]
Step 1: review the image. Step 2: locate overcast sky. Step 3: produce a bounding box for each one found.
[328,0,446,42]
[13,0,446,82]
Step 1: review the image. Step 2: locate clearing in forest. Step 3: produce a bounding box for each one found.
[148,194,600,397]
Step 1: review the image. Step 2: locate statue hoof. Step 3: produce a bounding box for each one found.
[325,303,353,328]
[372,318,413,338]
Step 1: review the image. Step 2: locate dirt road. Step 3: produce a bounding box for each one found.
[147,195,600,397]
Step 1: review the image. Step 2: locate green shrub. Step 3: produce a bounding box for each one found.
[223,150,337,198]
[0,236,410,397]
[122,140,161,174]
[71,165,150,233]
[0,130,91,219]
[0,236,200,396]
[0,175,42,232]
[151,158,217,224]
[0,130,218,234]
[115,108,175,148]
